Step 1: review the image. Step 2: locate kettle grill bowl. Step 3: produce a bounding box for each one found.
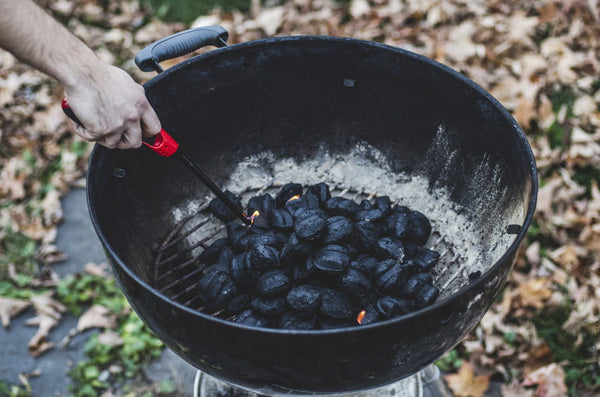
[87,37,536,395]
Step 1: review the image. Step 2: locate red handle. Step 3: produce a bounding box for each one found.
[143,129,179,157]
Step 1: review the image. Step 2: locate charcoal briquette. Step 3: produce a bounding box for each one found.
[403,242,419,259]
[268,208,294,231]
[278,312,317,330]
[197,237,229,264]
[247,194,275,215]
[249,243,280,271]
[226,293,251,315]
[352,220,379,251]
[285,194,308,214]
[292,256,316,281]
[354,209,384,223]
[276,183,303,207]
[359,199,373,210]
[358,304,381,325]
[249,230,280,249]
[226,222,247,248]
[401,273,433,299]
[376,297,413,318]
[251,296,288,317]
[407,211,432,245]
[203,263,228,276]
[308,182,331,204]
[286,285,322,317]
[293,209,326,241]
[209,190,243,222]
[374,259,412,294]
[322,216,354,244]
[415,284,439,308]
[303,191,321,209]
[374,237,405,262]
[350,255,378,278]
[198,271,237,312]
[338,268,372,297]
[392,205,410,214]
[374,196,392,215]
[386,212,411,240]
[234,309,269,327]
[314,244,350,274]
[229,252,258,289]
[323,197,360,217]
[408,248,440,271]
[256,270,290,297]
[280,233,314,264]
[216,246,235,266]
[250,214,271,230]
[319,288,355,320]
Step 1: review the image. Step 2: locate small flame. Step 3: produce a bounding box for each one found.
[285,195,301,205]
[249,210,260,223]
[356,310,366,325]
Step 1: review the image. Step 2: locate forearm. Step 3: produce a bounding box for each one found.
[0,0,102,90]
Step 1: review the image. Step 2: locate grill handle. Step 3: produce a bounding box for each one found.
[134,25,229,74]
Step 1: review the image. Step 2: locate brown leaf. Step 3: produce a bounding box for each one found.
[0,296,31,329]
[25,314,58,357]
[444,362,490,397]
[522,363,568,396]
[515,278,552,309]
[83,262,111,278]
[523,343,554,377]
[62,305,117,347]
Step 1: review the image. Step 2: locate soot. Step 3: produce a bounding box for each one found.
[197,182,441,330]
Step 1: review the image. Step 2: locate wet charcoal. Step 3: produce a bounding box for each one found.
[198,271,237,312]
[276,183,303,207]
[323,216,354,244]
[374,196,392,215]
[226,294,251,315]
[352,220,379,251]
[338,268,372,297]
[292,256,316,281]
[324,197,360,217]
[256,270,290,297]
[229,252,258,289]
[469,270,482,281]
[359,199,374,210]
[308,182,331,204]
[415,284,439,308]
[280,233,314,264]
[247,194,275,215]
[286,285,322,317]
[376,297,414,318]
[401,273,433,299]
[251,296,288,317]
[374,237,406,262]
[226,222,247,249]
[293,209,327,241]
[278,312,317,330]
[268,208,294,231]
[355,209,384,223]
[374,260,412,294]
[350,255,378,278]
[249,243,280,271]
[313,244,350,274]
[386,212,412,240]
[209,190,243,222]
[320,288,355,320]
[197,238,229,264]
[234,309,269,327]
[407,211,432,245]
[358,304,381,325]
[408,248,440,271]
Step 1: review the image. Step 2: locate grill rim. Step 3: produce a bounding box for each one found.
[86,35,538,336]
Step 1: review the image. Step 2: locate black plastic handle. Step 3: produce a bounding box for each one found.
[135,25,228,73]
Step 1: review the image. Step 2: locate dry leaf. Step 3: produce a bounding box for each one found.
[25,314,58,357]
[444,362,490,397]
[522,363,568,396]
[515,278,552,309]
[0,296,31,329]
[523,343,554,377]
[62,305,118,347]
[84,262,111,278]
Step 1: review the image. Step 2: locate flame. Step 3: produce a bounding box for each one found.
[248,210,260,223]
[356,310,366,325]
[285,195,301,205]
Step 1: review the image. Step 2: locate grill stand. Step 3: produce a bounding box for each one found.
[193,365,451,397]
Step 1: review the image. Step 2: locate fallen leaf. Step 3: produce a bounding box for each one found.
[522,363,568,396]
[62,305,117,347]
[523,343,554,377]
[444,362,490,397]
[84,262,111,278]
[0,296,31,329]
[25,314,58,357]
[515,278,552,309]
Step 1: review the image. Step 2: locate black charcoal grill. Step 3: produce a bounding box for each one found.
[87,27,537,395]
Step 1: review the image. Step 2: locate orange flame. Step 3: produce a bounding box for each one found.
[249,210,260,223]
[285,195,301,205]
[356,310,366,325]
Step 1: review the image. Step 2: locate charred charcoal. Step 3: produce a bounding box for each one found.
[209,190,243,222]
[285,195,308,215]
[278,312,317,330]
[198,271,237,312]
[251,296,288,317]
[197,238,229,264]
[216,246,235,266]
[320,288,355,320]
[374,196,392,215]
[469,270,482,281]
[314,244,350,274]
[227,294,251,315]
[386,212,411,240]
[276,183,303,207]
[338,268,372,297]
[268,208,294,231]
[293,209,327,241]
[350,255,378,278]
[358,305,381,325]
[323,216,354,244]
[303,191,321,209]
[308,182,331,204]
[249,243,280,271]
[280,233,313,264]
[292,256,316,281]
[415,284,439,308]
[403,242,419,259]
[250,230,280,248]
[374,237,405,262]
[256,270,290,297]
[229,252,258,289]
[324,197,360,217]
[247,194,275,215]
[374,260,412,294]
[226,222,247,248]
[234,309,269,327]
[352,220,379,251]
[376,297,413,318]
[250,214,271,230]
[359,199,374,210]
[401,273,434,299]
[408,248,440,271]
[345,244,359,258]
[408,211,432,245]
[392,205,410,214]
[286,285,322,317]
[355,209,384,223]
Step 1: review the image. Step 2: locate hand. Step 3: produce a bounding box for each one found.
[64,64,161,149]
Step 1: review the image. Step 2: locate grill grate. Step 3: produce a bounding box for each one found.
[152,184,469,313]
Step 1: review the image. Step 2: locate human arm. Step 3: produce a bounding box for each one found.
[0,0,161,149]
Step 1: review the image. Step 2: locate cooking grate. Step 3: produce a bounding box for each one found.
[152,183,469,315]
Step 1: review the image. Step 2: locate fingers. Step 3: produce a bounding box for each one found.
[140,105,162,138]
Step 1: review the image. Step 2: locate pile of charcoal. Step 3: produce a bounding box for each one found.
[197,182,441,330]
